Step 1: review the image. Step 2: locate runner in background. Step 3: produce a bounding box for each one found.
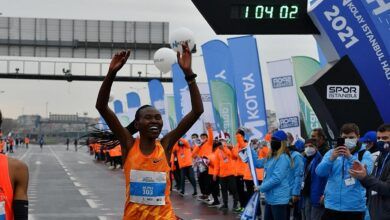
[24,137,29,149]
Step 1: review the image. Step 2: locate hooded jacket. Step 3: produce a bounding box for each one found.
[316,146,373,212]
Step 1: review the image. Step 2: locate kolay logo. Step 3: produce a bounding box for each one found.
[327,85,360,100]
[279,116,300,129]
[271,76,294,89]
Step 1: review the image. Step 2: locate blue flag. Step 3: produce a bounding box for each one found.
[228,36,268,140]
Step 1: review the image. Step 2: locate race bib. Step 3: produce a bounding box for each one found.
[129,170,166,206]
[0,201,6,220]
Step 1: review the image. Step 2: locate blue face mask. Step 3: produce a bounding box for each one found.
[361,143,367,149]
[377,141,389,153]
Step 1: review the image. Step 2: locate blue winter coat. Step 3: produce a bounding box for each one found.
[316,147,373,212]
[252,151,292,205]
[304,152,328,207]
[289,151,304,196]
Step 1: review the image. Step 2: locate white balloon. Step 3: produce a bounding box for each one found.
[153,48,177,73]
[169,27,195,53]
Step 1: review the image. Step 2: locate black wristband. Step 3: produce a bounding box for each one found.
[13,200,28,220]
[185,74,197,81]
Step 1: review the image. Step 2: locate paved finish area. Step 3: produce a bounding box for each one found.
[9,144,239,220]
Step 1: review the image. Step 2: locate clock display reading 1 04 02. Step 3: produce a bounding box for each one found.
[231,4,301,20]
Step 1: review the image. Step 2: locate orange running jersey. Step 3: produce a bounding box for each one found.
[0,154,14,220]
[123,139,175,220]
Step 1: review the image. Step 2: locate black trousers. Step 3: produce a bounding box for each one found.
[321,208,364,220]
[180,166,197,194]
[220,175,239,207]
[236,175,247,207]
[210,175,220,203]
[198,170,210,195]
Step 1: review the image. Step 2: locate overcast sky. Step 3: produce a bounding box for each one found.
[0,0,319,119]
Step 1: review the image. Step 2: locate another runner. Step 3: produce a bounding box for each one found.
[0,110,29,220]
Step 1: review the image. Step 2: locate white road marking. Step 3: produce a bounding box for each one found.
[98,216,107,220]
[35,161,41,165]
[100,208,111,211]
[28,214,36,220]
[86,199,99,208]
[67,172,71,176]
[74,182,81,187]
[18,148,31,161]
[78,161,87,164]
[79,189,89,196]
[70,177,76,181]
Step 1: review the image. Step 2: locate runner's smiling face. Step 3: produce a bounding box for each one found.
[135,107,163,139]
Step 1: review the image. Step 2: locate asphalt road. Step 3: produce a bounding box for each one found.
[9,144,240,220]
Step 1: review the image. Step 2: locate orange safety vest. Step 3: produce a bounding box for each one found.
[214,145,235,177]
[123,138,175,220]
[232,134,247,176]
[24,138,30,144]
[172,139,192,169]
[109,145,122,157]
[0,141,4,152]
[0,154,14,220]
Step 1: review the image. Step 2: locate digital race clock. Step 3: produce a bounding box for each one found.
[191,0,319,34]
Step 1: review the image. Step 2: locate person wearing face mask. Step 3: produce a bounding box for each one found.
[301,139,328,220]
[349,124,390,220]
[192,123,213,202]
[250,130,294,220]
[286,133,305,220]
[311,128,330,157]
[316,123,373,220]
[360,131,380,163]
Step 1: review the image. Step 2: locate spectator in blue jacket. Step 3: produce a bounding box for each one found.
[302,139,327,220]
[252,130,293,220]
[287,133,305,220]
[316,123,373,220]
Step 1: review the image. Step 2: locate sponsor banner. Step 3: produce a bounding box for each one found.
[202,40,236,131]
[326,85,360,100]
[210,80,239,144]
[292,56,322,136]
[228,36,268,140]
[148,79,170,135]
[309,0,390,122]
[172,63,188,123]
[171,83,216,137]
[113,100,130,127]
[126,92,141,126]
[172,63,216,137]
[267,59,301,139]
[165,94,177,130]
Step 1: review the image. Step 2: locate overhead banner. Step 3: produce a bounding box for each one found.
[228,36,268,140]
[113,100,130,127]
[267,59,301,139]
[148,79,170,135]
[210,80,239,144]
[202,40,236,131]
[292,56,322,136]
[165,94,177,130]
[309,0,390,122]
